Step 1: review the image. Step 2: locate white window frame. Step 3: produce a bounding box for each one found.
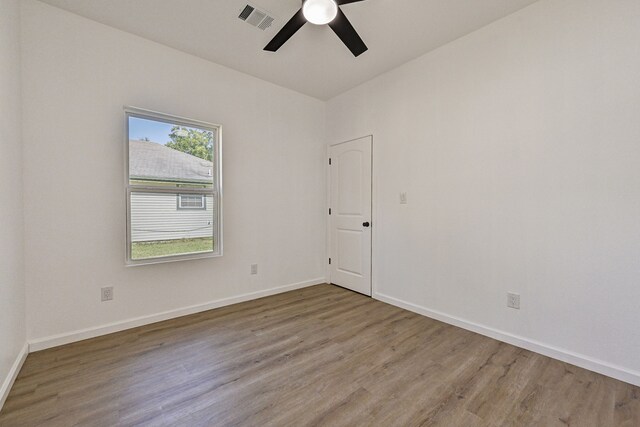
[124,106,223,266]
[177,194,206,210]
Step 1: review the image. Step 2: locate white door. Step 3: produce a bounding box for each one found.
[330,136,372,296]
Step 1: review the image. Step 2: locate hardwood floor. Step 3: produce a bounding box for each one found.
[1,284,638,426]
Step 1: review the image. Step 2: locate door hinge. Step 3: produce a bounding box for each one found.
[329,158,331,165]
[329,208,331,215]
[329,258,331,265]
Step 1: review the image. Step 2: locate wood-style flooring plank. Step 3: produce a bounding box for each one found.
[0,284,638,426]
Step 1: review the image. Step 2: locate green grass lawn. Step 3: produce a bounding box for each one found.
[131,237,213,260]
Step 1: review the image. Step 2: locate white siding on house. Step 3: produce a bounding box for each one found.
[130,192,214,242]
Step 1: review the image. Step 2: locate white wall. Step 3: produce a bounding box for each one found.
[327,0,640,383]
[21,0,326,344]
[14,0,640,389]
[0,0,27,407]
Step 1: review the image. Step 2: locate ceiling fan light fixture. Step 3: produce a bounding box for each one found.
[302,0,338,25]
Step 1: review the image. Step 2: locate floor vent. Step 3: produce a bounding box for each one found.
[238,4,274,31]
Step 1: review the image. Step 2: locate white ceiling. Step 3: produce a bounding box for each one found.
[39,0,540,100]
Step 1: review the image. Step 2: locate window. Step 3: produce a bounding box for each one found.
[125,107,222,265]
[178,194,205,210]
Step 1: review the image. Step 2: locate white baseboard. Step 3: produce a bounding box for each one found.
[0,342,28,412]
[29,278,325,352]
[374,291,640,387]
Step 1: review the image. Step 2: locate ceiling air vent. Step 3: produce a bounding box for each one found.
[238,4,274,31]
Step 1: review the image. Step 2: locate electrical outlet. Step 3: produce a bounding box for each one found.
[400,192,408,204]
[101,286,114,302]
[507,292,520,309]
[250,264,258,275]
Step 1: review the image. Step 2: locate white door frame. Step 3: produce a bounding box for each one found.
[326,135,373,296]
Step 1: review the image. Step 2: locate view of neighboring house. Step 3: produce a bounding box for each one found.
[129,139,214,243]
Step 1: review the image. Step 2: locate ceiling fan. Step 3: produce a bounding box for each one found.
[264,0,368,57]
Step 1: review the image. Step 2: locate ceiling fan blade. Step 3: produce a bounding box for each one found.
[336,0,366,5]
[264,8,306,52]
[328,8,368,57]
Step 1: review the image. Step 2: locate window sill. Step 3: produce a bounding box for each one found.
[125,250,222,267]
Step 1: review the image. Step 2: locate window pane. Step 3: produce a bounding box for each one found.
[125,108,222,265]
[128,116,215,188]
[129,191,215,260]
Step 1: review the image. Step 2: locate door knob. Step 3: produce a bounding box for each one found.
[363,222,370,227]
